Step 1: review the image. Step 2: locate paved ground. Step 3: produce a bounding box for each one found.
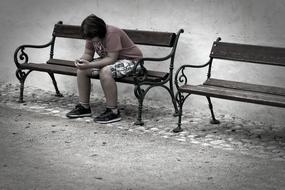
[0,83,285,189]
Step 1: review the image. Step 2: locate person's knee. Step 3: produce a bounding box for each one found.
[100,66,112,80]
[77,69,89,77]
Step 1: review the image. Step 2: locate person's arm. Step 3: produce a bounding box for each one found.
[91,51,119,68]
[75,51,119,70]
[74,40,95,67]
[80,47,94,61]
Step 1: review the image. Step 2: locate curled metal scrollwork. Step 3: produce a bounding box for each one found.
[15,68,32,82]
[16,69,25,81]
[175,66,189,89]
[14,39,53,68]
[134,67,147,83]
[134,85,146,99]
[175,91,190,107]
[14,47,29,68]
[178,67,188,86]
[19,48,28,63]
[133,60,148,84]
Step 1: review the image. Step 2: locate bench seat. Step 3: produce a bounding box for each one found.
[20,63,77,76]
[20,59,169,84]
[180,78,285,108]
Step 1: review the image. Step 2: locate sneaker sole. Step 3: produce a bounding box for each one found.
[94,117,122,124]
[66,113,92,119]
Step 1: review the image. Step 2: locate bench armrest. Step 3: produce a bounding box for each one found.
[132,55,173,83]
[14,40,54,68]
[174,61,211,88]
[133,29,184,83]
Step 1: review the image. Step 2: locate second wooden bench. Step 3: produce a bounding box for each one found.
[174,37,285,132]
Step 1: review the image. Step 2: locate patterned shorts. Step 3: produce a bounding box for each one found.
[110,59,137,79]
[90,59,140,79]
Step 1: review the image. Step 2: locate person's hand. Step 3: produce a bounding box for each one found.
[74,59,90,70]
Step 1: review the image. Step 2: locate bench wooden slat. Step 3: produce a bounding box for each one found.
[20,63,78,76]
[53,24,83,39]
[47,59,75,67]
[124,29,176,47]
[210,42,285,66]
[146,70,168,80]
[116,74,165,84]
[53,24,176,47]
[204,78,285,96]
[179,84,285,108]
[47,58,168,80]
[21,62,168,84]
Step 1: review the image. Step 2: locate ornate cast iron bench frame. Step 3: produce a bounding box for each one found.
[14,21,184,125]
[174,37,285,132]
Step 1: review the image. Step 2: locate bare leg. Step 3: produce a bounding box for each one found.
[99,66,118,108]
[66,69,93,118]
[77,69,92,106]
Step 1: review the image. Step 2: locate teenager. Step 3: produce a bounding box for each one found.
[66,14,143,123]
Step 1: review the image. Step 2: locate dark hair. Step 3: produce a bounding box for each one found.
[81,14,107,39]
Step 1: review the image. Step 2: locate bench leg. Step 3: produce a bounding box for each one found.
[19,81,25,103]
[169,81,179,116]
[48,73,63,97]
[133,82,179,126]
[172,104,183,133]
[206,97,220,124]
[134,85,145,126]
[135,97,144,126]
[172,92,190,133]
[16,69,31,103]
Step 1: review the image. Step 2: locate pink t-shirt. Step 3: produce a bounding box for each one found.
[85,25,143,60]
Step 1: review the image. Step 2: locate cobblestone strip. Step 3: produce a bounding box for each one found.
[0,83,284,160]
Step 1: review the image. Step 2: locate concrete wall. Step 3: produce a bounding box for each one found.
[1,0,285,125]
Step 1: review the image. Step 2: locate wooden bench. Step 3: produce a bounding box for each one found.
[14,21,184,125]
[173,37,285,132]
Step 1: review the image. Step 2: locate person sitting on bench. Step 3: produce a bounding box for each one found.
[66,14,143,123]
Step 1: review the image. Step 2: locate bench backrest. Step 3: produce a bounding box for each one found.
[52,23,177,47]
[210,40,285,67]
